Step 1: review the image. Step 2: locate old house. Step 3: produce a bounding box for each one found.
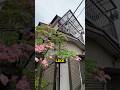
[37,10,85,90]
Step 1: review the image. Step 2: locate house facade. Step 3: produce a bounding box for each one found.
[86,0,120,90]
[38,10,85,90]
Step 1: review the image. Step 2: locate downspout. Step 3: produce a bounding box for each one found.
[79,53,85,90]
[78,62,83,89]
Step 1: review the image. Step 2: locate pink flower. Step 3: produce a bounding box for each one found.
[0,74,9,86]
[41,59,48,69]
[93,69,111,82]
[74,56,81,61]
[35,45,47,53]
[0,43,32,62]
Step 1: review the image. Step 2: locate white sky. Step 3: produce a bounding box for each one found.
[35,0,85,30]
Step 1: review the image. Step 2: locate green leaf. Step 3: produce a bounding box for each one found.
[85,59,97,76]
[35,38,43,45]
[57,49,76,59]
[0,31,18,45]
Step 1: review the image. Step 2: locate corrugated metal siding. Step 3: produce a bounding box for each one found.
[85,76,104,90]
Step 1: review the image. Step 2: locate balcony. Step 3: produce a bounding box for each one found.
[86,0,118,40]
[86,0,120,58]
[58,10,84,44]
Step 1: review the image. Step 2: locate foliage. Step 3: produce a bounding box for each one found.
[0,31,18,45]
[35,24,79,90]
[35,38,43,45]
[85,59,97,76]
[57,49,76,59]
[0,0,34,29]
[36,25,67,45]
[85,58,111,82]
[35,76,47,90]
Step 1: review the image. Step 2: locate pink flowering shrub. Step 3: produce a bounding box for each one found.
[41,58,49,69]
[86,59,111,83]
[0,43,34,62]
[74,56,82,61]
[93,68,111,82]
[35,45,47,53]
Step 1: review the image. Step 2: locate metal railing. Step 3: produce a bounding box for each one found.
[86,0,118,39]
[58,10,84,44]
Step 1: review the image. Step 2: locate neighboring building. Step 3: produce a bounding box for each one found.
[38,10,85,90]
[86,0,120,90]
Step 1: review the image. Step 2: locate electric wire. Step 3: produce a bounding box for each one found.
[76,7,85,19]
[73,0,85,14]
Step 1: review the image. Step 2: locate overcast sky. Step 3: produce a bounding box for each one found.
[35,0,85,29]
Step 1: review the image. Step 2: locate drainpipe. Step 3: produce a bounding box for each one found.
[78,63,83,90]
[79,53,85,90]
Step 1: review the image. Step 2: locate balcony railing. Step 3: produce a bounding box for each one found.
[86,0,118,39]
[58,10,84,44]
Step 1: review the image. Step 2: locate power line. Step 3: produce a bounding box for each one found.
[73,0,85,14]
[76,7,85,19]
[60,0,85,27]
[57,0,85,36]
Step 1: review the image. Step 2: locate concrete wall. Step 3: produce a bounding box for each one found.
[86,38,114,68]
[63,41,83,55]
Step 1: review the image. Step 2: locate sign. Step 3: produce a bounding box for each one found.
[55,58,65,63]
